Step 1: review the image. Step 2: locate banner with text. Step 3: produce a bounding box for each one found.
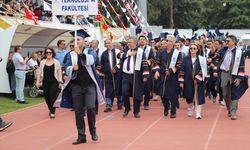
[52,0,98,15]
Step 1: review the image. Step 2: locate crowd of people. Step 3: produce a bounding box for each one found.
[0,0,80,24]
[1,29,248,144]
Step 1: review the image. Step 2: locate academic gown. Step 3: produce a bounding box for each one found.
[217,47,248,100]
[120,47,150,100]
[54,48,105,108]
[153,49,182,100]
[180,55,205,105]
[100,48,120,98]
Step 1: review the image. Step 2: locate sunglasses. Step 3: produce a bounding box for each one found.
[225,40,231,43]
[150,41,156,44]
[45,51,52,55]
[70,45,74,47]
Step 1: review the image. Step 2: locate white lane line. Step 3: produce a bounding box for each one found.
[203,106,222,150]
[0,111,70,140]
[43,110,120,150]
[123,115,164,150]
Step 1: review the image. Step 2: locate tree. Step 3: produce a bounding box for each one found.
[147,0,250,29]
[202,0,250,29]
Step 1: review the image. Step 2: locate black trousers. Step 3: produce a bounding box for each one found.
[143,79,151,106]
[122,74,142,114]
[123,95,142,114]
[162,97,177,114]
[43,79,59,114]
[208,77,217,98]
[71,83,96,139]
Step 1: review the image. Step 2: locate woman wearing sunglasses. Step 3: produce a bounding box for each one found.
[179,43,205,119]
[36,48,63,118]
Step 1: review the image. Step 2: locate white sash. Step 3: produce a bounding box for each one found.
[232,47,242,75]
[70,51,78,65]
[135,47,144,71]
[169,49,180,69]
[205,48,210,59]
[144,45,151,60]
[198,55,207,81]
[115,48,120,65]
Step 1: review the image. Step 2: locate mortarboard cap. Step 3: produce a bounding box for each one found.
[215,28,223,36]
[70,29,90,39]
[206,25,211,32]
[147,32,153,40]
[154,37,161,43]
[174,29,179,37]
[225,32,229,37]
[135,26,142,35]
[160,32,168,39]
[192,24,199,32]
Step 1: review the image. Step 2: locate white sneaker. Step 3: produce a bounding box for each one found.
[219,101,225,106]
[196,112,202,119]
[187,108,193,117]
[152,95,159,101]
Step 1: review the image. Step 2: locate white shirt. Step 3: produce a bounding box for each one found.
[27,58,38,69]
[220,47,235,71]
[108,50,113,69]
[123,50,134,74]
[181,46,189,56]
[12,52,26,70]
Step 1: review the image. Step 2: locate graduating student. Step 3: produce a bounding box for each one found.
[216,35,248,120]
[120,37,150,118]
[56,29,105,145]
[100,39,123,112]
[138,35,154,110]
[154,37,182,118]
[179,43,206,119]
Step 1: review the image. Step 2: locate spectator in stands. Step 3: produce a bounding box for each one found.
[12,46,29,104]
[36,48,63,118]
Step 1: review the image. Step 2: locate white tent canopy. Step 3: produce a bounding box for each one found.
[0,16,109,93]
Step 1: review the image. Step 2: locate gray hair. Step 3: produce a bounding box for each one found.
[128,36,138,44]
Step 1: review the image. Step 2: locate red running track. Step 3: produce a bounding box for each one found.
[1,60,250,150]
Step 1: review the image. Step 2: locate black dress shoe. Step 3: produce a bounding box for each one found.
[104,108,112,112]
[164,109,168,117]
[17,100,28,104]
[134,113,140,118]
[123,110,130,117]
[72,138,86,145]
[91,132,98,141]
[170,113,176,118]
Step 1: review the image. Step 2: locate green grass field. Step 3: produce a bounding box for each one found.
[0,96,44,114]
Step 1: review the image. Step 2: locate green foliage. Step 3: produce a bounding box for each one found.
[147,0,250,29]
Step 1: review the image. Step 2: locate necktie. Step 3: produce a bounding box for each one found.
[127,50,132,71]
